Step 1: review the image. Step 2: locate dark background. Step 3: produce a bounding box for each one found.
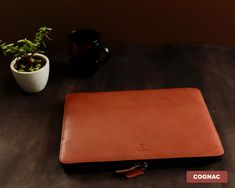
[0,1,234,188]
[1,1,235,47]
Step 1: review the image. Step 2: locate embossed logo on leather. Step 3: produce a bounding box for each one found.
[136,143,150,152]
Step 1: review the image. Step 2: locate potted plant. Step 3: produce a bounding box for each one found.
[0,26,52,93]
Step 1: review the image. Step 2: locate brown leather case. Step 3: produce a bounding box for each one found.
[59,88,224,169]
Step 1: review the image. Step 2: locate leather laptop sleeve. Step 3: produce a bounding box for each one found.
[59,88,224,172]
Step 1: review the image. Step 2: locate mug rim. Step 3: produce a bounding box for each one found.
[68,28,100,44]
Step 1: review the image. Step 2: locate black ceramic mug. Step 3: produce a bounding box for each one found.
[68,29,110,78]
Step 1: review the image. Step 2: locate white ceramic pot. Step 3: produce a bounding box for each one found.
[10,53,50,93]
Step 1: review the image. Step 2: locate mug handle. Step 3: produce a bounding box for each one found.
[97,45,110,64]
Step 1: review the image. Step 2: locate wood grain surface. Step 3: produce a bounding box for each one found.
[0,44,234,187]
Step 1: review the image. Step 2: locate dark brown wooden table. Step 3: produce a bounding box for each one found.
[0,44,234,187]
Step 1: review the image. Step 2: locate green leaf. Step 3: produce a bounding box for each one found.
[0,26,52,59]
[28,66,34,72]
[20,64,26,68]
[46,35,52,40]
[7,43,14,47]
[38,50,45,54]
[25,40,34,46]
[1,45,8,49]
[6,49,13,52]
[36,63,41,68]
[42,41,46,48]
[17,39,25,43]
